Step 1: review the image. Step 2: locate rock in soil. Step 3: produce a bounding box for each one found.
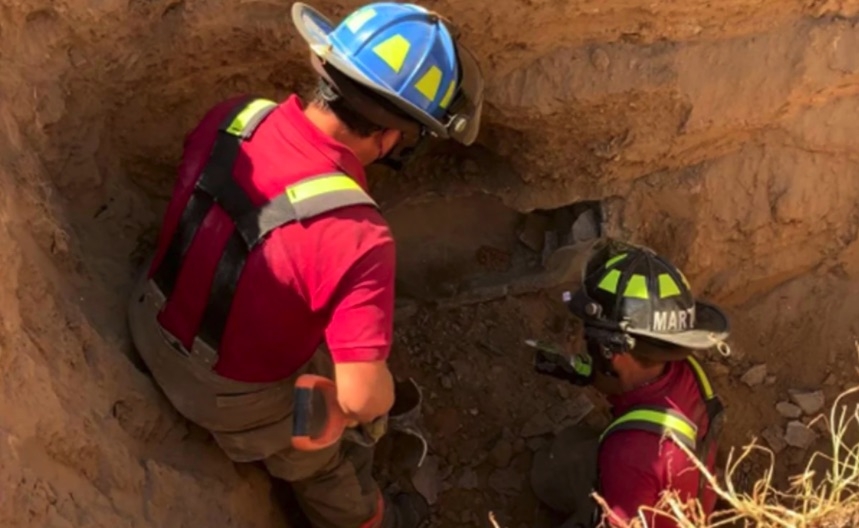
[488,466,523,496]
[784,421,817,449]
[412,455,441,505]
[455,468,479,490]
[521,412,555,438]
[775,401,802,419]
[526,436,550,452]
[761,426,787,453]
[788,389,825,416]
[489,438,514,467]
[741,364,768,387]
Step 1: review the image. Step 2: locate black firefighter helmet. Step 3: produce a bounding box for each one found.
[564,239,730,352]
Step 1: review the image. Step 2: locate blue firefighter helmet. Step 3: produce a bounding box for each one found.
[292,2,484,145]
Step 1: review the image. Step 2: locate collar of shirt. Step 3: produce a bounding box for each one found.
[279,94,369,190]
[607,360,679,416]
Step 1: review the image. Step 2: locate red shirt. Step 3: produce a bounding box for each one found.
[148,95,396,382]
[599,360,718,527]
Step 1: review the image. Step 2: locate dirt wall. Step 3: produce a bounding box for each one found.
[1,0,859,526]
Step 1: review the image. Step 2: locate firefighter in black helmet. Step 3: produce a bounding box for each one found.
[531,238,730,527]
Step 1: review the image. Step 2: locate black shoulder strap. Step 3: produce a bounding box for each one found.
[152,96,277,297]
[153,96,380,355]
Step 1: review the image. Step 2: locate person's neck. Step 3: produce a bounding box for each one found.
[304,104,373,165]
[618,362,667,392]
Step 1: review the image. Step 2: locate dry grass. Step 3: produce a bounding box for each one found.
[593,384,859,528]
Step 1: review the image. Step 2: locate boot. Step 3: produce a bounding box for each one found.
[381,491,429,528]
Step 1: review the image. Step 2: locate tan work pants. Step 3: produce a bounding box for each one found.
[128,274,382,528]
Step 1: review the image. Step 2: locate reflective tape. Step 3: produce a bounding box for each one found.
[415,65,442,102]
[623,274,649,299]
[225,99,276,136]
[286,174,366,203]
[372,34,411,73]
[598,269,621,294]
[659,273,682,298]
[686,356,715,400]
[604,253,628,269]
[601,408,698,448]
[439,80,456,109]
[345,7,377,33]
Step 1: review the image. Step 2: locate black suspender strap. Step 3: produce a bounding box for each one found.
[151,96,380,357]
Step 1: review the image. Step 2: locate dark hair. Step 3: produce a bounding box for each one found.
[312,79,384,138]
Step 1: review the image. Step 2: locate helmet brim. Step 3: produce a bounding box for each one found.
[291,2,483,145]
[566,287,730,351]
[625,300,730,350]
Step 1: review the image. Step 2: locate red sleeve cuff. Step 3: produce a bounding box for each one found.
[329,346,390,363]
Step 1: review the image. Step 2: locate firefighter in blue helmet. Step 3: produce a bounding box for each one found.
[128,3,484,528]
[294,1,484,169]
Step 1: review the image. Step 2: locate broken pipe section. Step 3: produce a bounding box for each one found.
[434,201,605,308]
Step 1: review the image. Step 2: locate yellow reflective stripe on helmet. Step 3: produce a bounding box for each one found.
[623,274,649,299]
[415,65,442,102]
[686,356,715,400]
[345,7,377,33]
[373,34,411,73]
[658,273,682,298]
[286,175,363,203]
[598,269,621,294]
[601,409,697,446]
[605,253,627,269]
[225,99,276,136]
[439,80,456,110]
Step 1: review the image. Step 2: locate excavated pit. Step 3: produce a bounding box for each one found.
[2,0,859,526]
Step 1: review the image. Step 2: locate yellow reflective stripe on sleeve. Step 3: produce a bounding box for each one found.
[605,253,627,269]
[345,7,377,33]
[373,34,411,73]
[415,65,442,102]
[598,269,621,294]
[226,99,276,136]
[686,356,715,400]
[439,80,456,109]
[602,409,697,446]
[658,273,682,298]
[286,175,363,203]
[623,274,649,299]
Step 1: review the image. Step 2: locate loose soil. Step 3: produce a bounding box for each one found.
[1,0,859,527]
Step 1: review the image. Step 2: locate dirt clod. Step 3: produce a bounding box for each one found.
[776,401,802,419]
[490,438,515,468]
[741,364,768,387]
[788,389,825,416]
[488,466,524,496]
[412,455,442,505]
[455,468,479,490]
[784,421,817,449]
[7,0,859,526]
[761,425,787,454]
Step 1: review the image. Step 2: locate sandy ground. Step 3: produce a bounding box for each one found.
[1,0,859,526]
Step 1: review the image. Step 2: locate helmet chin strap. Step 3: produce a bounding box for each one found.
[584,324,635,379]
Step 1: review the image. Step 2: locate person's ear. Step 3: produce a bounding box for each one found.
[377,128,403,157]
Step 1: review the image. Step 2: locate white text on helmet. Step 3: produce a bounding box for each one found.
[652,307,696,332]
